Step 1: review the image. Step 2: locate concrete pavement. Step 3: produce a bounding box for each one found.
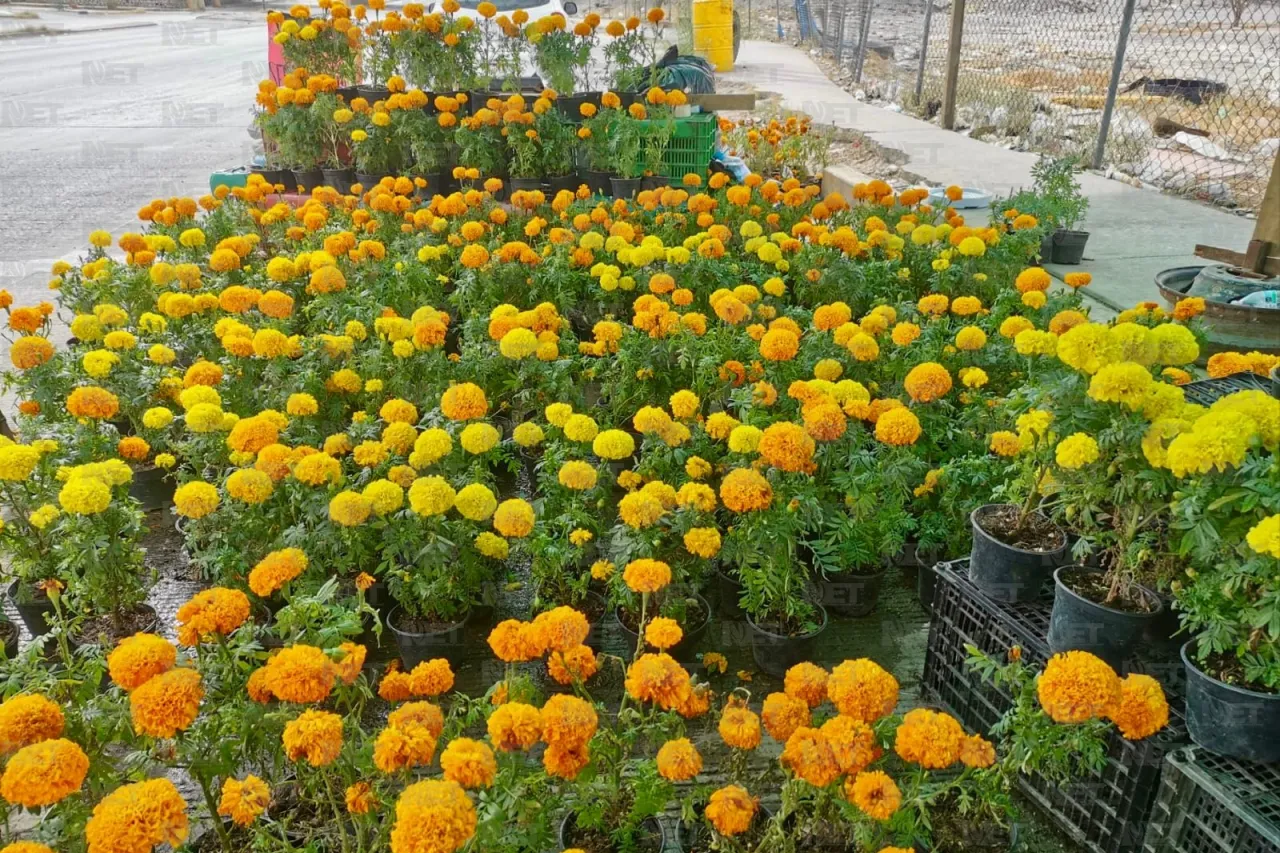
[0,10,263,307]
[724,40,1258,313]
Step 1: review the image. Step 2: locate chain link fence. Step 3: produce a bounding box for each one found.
[782,0,1279,211]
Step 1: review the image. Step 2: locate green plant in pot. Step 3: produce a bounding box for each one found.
[1030,156,1090,264]
[719,467,824,678]
[505,105,544,186]
[608,102,649,197]
[535,107,578,186]
[528,14,589,96]
[455,104,509,183]
[349,107,402,184]
[528,454,607,613]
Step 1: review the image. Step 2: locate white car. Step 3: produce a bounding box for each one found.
[426,0,579,23]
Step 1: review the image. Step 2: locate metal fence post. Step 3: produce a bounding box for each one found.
[1092,0,1138,170]
[834,0,846,63]
[941,0,965,129]
[915,0,934,104]
[853,0,873,82]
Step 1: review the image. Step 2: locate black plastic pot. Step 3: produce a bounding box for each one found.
[916,821,1020,852]
[0,620,18,659]
[917,562,939,613]
[546,173,579,196]
[7,579,56,637]
[677,804,773,850]
[555,93,593,121]
[1038,231,1054,264]
[1270,365,1280,400]
[129,465,176,512]
[354,172,391,192]
[1051,229,1090,264]
[509,177,545,194]
[387,607,472,669]
[819,568,885,618]
[715,567,744,618]
[968,504,1066,603]
[71,603,159,647]
[291,168,324,194]
[611,591,712,663]
[356,84,390,102]
[252,166,292,190]
[581,169,614,196]
[321,167,356,193]
[559,813,666,852]
[746,605,828,679]
[1182,640,1280,763]
[610,177,642,199]
[641,174,670,192]
[1046,567,1162,670]
[336,85,359,103]
[415,172,447,197]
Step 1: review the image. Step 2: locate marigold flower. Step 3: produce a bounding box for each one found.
[1247,514,1280,559]
[108,633,177,691]
[389,779,476,853]
[488,619,546,663]
[440,382,489,420]
[263,644,336,704]
[218,775,270,826]
[719,701,762,750]
[345,782,374,814]
[758,422,816,473]
[780,726,840,787]
[783,662,829,708]
[487,702,542,751]
[705,785,758,836]
[0,738,89,807]
[1106,673,1169,740]
[762,691,810,742]
[623,558,672,594]
[847,770,901,820]
[656,738,702,781]
[827,659,899,722]
[173,481,219,519]
[493,498,535,537]
[374,722,437,773]
[625,653,692,710]
[959,733,996,768]
[874,407,921,447]
[130,668,203,738]
[248,548,308,597]
[441,737,497,789]
[547,644,600,685]
[894,708,965,769]
[540,694,597,749]
[720,467,772,512]
[533,607,590,653]
[86,778,188,853]
[282,710,343,766]
[0,695,64,754]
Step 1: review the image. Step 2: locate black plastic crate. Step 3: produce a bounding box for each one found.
[1143,748,1280,853]
[922,560,1188,853]
[1182,374,1269,407]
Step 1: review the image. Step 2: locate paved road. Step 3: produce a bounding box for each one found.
[0,9,264,305]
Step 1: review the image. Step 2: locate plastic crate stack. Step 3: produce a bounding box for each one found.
[658,113,717,180]
[922,560,1188,852]
[1143,748,1280,853]
[1180,373,1270,407]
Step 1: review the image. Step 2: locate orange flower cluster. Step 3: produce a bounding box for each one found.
[826,659,899,722]
[107,632,177,691]
[86,778,189,853]
[130,668,203,738]
[893,708,965,769]
[247,547,308,598]
[282,709,344,766]
[540,694,597,779]
[378,658,455,700]
[0,694,65,754]
[175,587,250,646]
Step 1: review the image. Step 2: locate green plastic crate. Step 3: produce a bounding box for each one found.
[636,113,717,180]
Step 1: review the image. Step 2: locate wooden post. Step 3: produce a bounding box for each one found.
[941,0,965,130]
[1194,149,1280,276]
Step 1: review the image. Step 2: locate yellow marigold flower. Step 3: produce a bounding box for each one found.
[389,780,476,853]
[904,362,952,403]
[656,738,702,781]
[720,467,773,512]
[1088,361,1154,409]
[512,422,544,447]
[282,709,343,766]
[455,483,497,521]
[644,617,684,650]
[875,408,921,446]
[130,668,203,738]
[719,701,762,751]
[218,775,270,826]
[173,481,219,519]
[592,429,635,460]
[459,422,500,455]
[248,548,307,598]
[345,782,374,815]
[1055,432,1100,469]
[623,558,672,593]
[440,382,489,421]
[619,491,664,529]
[493,498,535,538]
[107,633,176,691]
[762,691,811,743]
[1037,651,1122,724]
[0,695,64,753]
[226,468,274,504]
[1057,323,1120,375]
[683,527,722,559]
[487,702,542,752]
[1247,514,1280,559]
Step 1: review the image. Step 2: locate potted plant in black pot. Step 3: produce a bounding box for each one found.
[638,88,676,192]
[403,103,452,196]
[316,90,357,192]
[609,100,648,199]
[720,467,828,678]
[252,85,295,190]
[349,104,402,190]
[454,102,510,199]
[537,102,580,196]
[1033,157,1090,265]
[579,94,621,195]
[505,99,547,194]
[969,409,1068,603]
[1177,505,1280,763]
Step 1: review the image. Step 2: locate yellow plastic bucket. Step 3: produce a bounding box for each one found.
[692,0,734,72]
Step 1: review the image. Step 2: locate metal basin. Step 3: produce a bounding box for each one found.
[1155,266,1280,358]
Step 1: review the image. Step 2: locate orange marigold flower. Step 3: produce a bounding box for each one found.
[263,644,336,704]
[217,775,270,826]
[67,386,120,420]
[533,606,590,653]
[1106,673,1169,740]
[959,733,996,768]
[1037,650,1122,724]
[345,781,374,814]
[334,642,368,685]
[719,467,772,512]
[175,587,250,646]
[904,362,952,403]
[623,558,672,594]
[487,702,542,752]
[0,738,89,807]
[389,779,476,853]
[107,633,177,691]
[758,422,816,473]
[246,667,274,703]
[547,644,600,685]
[374,721,437,773]
[762,691,810,742]
[705,784,758,836]
[441,737,497,789]
[440,382,489,420]
[874,407,921,446]
[282,710,343,766]
[407,658,455,697]
[625,653,692,711]
[784,663,829,708]
[488,619,547,663]
[893,708,965,769]
[540,694,598,749]
[248,548,308,598]
[86,778,188,853]
[846,770,901,820]
[130,668,203,738]
[656,737,702,781]
[827,659,899,722]
[780,726,840,787]
[644,616,684,650]
[822,714,883,774]
[719,699,762,750]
